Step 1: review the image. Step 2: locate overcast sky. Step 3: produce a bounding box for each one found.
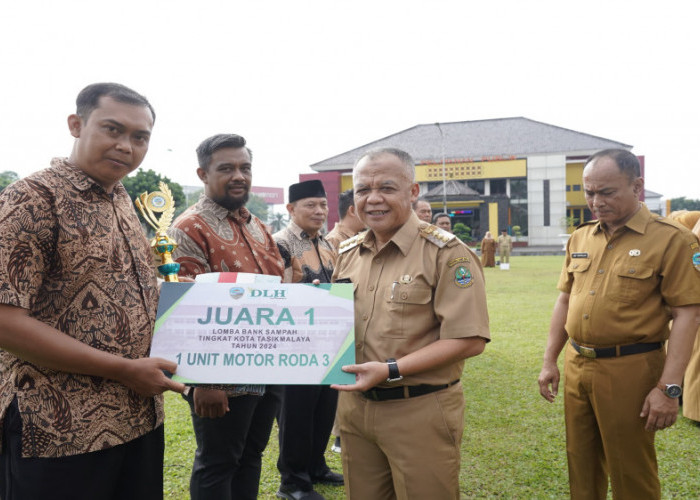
[2,0,698,202]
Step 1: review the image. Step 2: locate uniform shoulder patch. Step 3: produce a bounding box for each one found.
[419,224,456,248]
[338,230,368,254]
[692,251,700,272]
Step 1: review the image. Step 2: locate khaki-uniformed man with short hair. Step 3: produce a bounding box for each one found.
[331,147,490,500]
[412,197,432,223]
[538,149,700,499]
[497,228,512,263]
[326,188,365,251]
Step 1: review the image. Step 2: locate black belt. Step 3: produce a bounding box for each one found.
[361,379,460,401]
[570,339,663,359]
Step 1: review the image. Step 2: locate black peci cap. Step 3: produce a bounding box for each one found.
[289,180,326,203]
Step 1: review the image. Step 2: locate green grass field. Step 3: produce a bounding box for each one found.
[163,256,700,499]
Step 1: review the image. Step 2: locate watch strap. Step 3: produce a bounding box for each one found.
[386,358,403,382]
[656,382,682,398]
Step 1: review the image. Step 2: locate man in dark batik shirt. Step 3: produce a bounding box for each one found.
[0,83,184,500]
[273,180,342,500]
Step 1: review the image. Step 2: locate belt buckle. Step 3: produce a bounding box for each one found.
[578,345,597,358]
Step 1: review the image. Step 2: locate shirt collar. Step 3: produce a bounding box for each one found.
[624,203,652,234]
[51,157,126,197]
[362,212,422,256]
[199,194,252,224]
[288,220,324,242]
[593,202,650,235]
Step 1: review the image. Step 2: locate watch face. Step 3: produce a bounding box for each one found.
[666,384,682,398]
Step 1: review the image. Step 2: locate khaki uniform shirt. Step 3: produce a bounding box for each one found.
[498,234,512,252]
[325,223,356,252]
[0,159,162,458]
[332,214,490,387]
[558,204,700,346]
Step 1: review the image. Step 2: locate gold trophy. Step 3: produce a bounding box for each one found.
[135,182,180,282]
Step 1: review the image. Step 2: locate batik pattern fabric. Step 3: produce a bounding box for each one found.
[273,221,335,284]
[170,195,284,279]
[0,158,162,458]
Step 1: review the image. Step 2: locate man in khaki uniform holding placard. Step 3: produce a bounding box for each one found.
[538,149,700,499]
[331,147,490,500]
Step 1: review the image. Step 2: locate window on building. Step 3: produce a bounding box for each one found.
[511,202,528,236]
[510,178,527,200]
[543,180,550,226]
[572,185,581,191]
[566,185,571,192]
[491,179,506,195]
[566,208,581,227]
[467,180,484,194]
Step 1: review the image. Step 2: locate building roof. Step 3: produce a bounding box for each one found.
[424,179,480,197]
[310,117,632,171]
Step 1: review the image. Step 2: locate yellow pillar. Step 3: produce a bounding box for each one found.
[489,202,498,237]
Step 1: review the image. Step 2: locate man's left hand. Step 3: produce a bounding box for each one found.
[330,361,389,392]
[640,387,679,431]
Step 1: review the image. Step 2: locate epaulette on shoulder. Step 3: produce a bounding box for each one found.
[338,230,368,254]
[419,223,456,248]
[653,215,685,230]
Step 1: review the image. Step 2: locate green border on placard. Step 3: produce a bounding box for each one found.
[154,283,195,331]
[321,328,356,385]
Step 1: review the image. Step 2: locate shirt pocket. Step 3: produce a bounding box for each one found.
[381,282,433,338]
[567,259,591,295]
[608,264,656,304]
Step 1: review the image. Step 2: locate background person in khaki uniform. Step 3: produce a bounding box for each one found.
[433,212,452,233]
[538,149,700,499]
[331,147,490,500]
[412,197,432,223]
[497,228,512,264]
[326,188,365,251]
[668,210,700,424]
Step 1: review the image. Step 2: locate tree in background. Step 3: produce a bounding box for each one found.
[121,169,186,216]
[185,188,203,208]
[268,212,289,232]
[0,171,20,193]
[452,222,472,242]
[246,194,269,222]
[670,197,700,211]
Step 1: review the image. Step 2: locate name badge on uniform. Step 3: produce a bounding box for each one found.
[693,252,700,272]
[571,252,588,258]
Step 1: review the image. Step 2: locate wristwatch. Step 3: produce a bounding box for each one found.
[386,358,403,382]
[656,383,682,399]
